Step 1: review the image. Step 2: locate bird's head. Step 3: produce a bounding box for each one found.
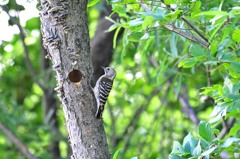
[101,66,116,80]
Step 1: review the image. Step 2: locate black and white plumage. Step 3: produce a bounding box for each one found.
[92,67,116,119]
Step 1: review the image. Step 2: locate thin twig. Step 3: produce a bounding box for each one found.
[0,122,38,159]
[2,5,45,91]
[206,65,211,86]
[181,17,209,44]
[178,87,200,125]
[138,3,210,48]
[165,24,209,48]
[219,118,235,139]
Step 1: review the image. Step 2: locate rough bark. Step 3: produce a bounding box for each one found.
[41,44,61,159]
[39,0,110,158]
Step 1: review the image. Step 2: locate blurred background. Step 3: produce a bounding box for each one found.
[0,0,239,159]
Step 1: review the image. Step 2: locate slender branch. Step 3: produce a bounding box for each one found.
[219,117,235,139]
[178,86,200,125]
[206,65,211,86]
[181,17,209,43]
[0,122,38,159]
[139,3,210,48]
[2,5,45,91]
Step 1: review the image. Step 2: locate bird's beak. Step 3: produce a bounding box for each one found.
[101,66,106,70]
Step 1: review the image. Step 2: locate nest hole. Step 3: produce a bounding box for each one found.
[68,69,82,83]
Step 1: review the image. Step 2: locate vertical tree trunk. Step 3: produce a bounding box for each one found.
[39,0,110,158]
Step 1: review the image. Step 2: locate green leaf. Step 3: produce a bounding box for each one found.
[210,20,226,41]
[210,102,231,123]
[142,16,154,29]
[210,41,217,55]
[178,58,197,68]
[170,33,178,57]
[192,140,201,156]
[232,29,240,42]
[165,10,183,20]
[190,44,207,61]
[171,141,184,154]
[113,27,122,48]
[183,133,198,154]
[194,11,229,17]
[229,124,240,136]
[25,17,40,30]
[164,0,177,5]
[128,32,144,42]
[129,18,143,26]
[87,0,101,7]
[140,33,150,40]
[169,154,187,159]
[201,146,217,156]
[112,149,121,159]
[109,0,136,4]
[198,121,214,142]
[227,99,240,116]
[107,23,119,32]
[112,5,126,16]
[221,137,240,148]
[218,52,235,62]
[191,1,201,16]
[204,60,218,66]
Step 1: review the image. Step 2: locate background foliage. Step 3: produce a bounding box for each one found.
[0,0,240,159]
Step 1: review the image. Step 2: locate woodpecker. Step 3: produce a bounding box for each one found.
[92,67,116,119]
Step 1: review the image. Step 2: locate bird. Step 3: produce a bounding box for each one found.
[92,66,116,119]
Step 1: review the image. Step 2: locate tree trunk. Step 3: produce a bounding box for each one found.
[39,0,110,158]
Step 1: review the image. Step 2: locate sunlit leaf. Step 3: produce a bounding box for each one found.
[201,146,217,156]
[192,140,201,156]
[128,32,144,42]
[221,137,240,148]
[232,29,240,42]
[87,0,101,7]
[194,11,229,17]
[229,124,240,136]
[142,16,154,29]
[169,154,187,159]
[178,58,197,68]
[112,149,121,159]
[171,141,184,154]
[198,121,214,142]
[164,0,177,5]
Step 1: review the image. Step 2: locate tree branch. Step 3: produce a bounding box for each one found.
[219,117,235,139]
[139,3,210,48]
[178,86,200,125]
[1,5,46,91]
[0,122,38,159]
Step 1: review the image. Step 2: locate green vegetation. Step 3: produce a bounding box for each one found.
[0,0,240,158]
